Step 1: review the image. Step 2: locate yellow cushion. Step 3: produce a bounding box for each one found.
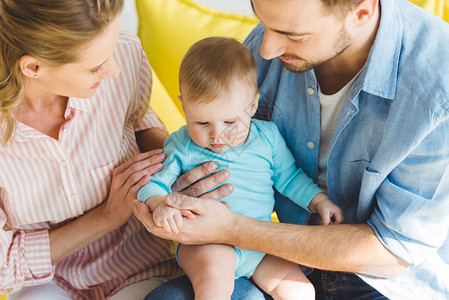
[410,0,449,22]
[150,70,185,133]
[136,0,258,131]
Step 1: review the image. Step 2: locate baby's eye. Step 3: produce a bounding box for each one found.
[197,122,209,126]
[224,120,236,124]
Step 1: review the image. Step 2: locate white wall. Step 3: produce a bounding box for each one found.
[121,0,254,34]
[194,0,253,15]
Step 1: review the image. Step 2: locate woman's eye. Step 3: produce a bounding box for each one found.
[90,65,103,75]
[225,121,235,124]
[197,122,209,126]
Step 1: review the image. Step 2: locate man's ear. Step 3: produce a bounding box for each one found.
[19,55,41,78]
[352,0,378,26]
[249,93,260,117]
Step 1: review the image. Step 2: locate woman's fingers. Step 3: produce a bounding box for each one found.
[113,150,165,188]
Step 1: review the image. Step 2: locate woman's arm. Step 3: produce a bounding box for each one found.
[49,150,165,264]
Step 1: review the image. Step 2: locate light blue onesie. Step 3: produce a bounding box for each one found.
[137,119,323,278]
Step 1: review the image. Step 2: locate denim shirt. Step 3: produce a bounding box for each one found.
[245,0,449,298]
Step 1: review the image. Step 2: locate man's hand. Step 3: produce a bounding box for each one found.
[171,162,233,199]
[133,194,235,244]
[133,161,234,243]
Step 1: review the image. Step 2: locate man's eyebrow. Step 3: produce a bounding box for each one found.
[249,0,311,37]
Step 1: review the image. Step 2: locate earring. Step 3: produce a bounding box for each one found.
[34,74,39,79]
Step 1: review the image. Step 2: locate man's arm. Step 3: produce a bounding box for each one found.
[133,194,410,278]
[230,214,410,278]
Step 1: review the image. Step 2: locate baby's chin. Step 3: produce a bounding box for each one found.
[207,145,231,153]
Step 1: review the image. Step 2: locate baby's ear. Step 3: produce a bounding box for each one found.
[250,93,260,116]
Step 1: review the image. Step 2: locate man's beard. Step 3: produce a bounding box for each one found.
[280,25,352,73]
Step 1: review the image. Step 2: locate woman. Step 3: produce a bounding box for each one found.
[0,0,230,298]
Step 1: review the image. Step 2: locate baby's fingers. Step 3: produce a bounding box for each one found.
[161,219,173,233]
[167,216,180,234]
[332,211,345,224]
[321,213,331,226]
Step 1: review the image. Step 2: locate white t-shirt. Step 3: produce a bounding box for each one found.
[317,77,357,190]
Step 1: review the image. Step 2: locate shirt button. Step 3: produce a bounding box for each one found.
[61,160,67,166]
[307,141,315,149]
[70,194,77,200]
[307,88,315,95]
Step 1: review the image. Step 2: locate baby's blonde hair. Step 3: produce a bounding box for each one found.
[179,37,258,104]
[0,0,123,145]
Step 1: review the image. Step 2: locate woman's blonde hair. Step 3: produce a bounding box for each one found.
[179,36,258,104]
[0,0,123,145]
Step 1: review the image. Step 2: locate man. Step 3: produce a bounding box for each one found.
[135,0,449,298]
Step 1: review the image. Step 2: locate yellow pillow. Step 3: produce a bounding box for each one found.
[136,0,258,128]
[410,0,449,22]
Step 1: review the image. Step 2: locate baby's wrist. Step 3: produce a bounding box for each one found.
[308,192,329,213]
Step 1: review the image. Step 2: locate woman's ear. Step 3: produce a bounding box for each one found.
[19,55,40,78]
[250,93,260,117]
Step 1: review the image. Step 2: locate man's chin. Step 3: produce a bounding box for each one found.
[280,61,313,73]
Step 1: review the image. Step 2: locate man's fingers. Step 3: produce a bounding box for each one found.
[182,170,231,198]
[165,193,200,211]
[171,162,217,193]
[180,209,196,219]
[132,200,154,227]
[200,183,233,200]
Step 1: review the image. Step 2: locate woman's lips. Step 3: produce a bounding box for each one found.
[90,81,101,89]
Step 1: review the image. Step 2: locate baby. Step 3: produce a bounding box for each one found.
[138,37,344,299]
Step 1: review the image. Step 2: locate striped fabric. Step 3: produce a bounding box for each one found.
[0,32,179,298]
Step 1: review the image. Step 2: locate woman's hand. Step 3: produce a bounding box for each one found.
[100,149,166,228]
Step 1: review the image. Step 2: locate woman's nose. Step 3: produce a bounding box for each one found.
[101,57,121,78]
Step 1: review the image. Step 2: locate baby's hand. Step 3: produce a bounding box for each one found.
[152,203,183,234]
[308,193,344,225]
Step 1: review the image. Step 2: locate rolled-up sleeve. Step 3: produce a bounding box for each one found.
[368,116,449,266]
[0,216,53,294]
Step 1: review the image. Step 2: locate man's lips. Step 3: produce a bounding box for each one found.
[279,56,299,64]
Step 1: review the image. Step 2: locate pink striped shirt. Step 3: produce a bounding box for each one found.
[0,32,179,298]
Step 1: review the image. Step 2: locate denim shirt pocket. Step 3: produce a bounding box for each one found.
[357,167,384,222]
